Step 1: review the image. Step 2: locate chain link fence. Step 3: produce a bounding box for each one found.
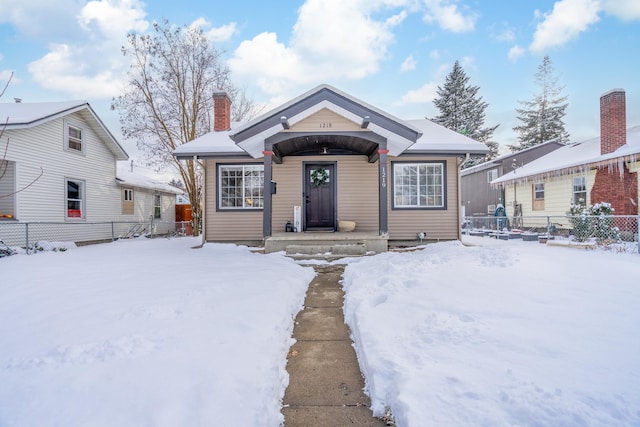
[463,215,639,254]
[0,220,193,255]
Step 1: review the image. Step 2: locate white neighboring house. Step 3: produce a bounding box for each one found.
[0,101,128,224]
[0,100,184,245]
[115,168,183,235]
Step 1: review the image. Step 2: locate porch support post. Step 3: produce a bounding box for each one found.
[263,145,274,237]
[378,142,389,235]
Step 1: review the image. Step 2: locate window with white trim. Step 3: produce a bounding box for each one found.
[532,182,545,211]
[64,119,85,153]
[572,175,586,205]
[487,169,498,183]
[219,165,264,209]
[66,178,84,219]
[533,182,544,200]
[154,194,161,219]
[393,162,445,208]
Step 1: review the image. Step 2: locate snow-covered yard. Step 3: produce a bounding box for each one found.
[1,235,639,426]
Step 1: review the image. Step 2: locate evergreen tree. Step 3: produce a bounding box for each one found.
[510,55,569,151]
[432,60,499,166]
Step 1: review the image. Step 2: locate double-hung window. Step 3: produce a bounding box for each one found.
[572,175,587,205]
[532,182,545,210]
[218,165,264,209]
[154,194,161,219]
[393,162,445,209]
[64,119,85,153]
[66,178,84,219]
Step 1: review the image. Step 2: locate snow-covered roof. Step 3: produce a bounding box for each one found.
[174,85,489,159]
[404,119,490,154]
[492,125,640,186]
[116,169,183,195]
[0,101,128,160]
[173,121,247,159]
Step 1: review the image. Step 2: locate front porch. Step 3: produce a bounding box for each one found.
[264,231,388,256]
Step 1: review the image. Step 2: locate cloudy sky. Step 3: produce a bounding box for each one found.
[1,0,639,163]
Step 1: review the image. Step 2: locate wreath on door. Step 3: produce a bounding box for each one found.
[310,167,329,187]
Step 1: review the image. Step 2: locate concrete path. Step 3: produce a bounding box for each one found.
[282,264,388,426]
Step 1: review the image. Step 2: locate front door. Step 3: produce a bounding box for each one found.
[304,163,336,231]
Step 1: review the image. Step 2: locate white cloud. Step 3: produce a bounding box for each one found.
[398,81,439,105]
[228,0,406,98]
[429,49,441,60]
[0,0,81,40]
[508,45,525,62]
[495,28,516,42]
[530,0,601,53]
[26,0,150,99]
[400,55,417,72]
[601,0,640,20]
[189,18,238,43]
[421,0,477,32]
[27,44,121,99]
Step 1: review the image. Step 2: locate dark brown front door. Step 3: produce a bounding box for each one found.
[304,163,335,231]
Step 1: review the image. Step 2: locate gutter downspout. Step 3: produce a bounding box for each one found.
[457,153,471,241]
[195,155,205,247]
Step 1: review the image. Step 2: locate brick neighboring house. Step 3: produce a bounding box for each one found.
[492,89,639,218]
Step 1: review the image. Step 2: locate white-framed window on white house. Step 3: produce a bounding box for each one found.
[154,194,161,219]
[572,175,587,205]
[65,178,85,219]
[64,119,85,153]
[533,182,545,210]
[393,162,445,209]
[122,188,134,215]
[218,164,264,209]
[487,169,498,183]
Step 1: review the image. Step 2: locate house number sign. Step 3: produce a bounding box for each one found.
[319,122,332,128]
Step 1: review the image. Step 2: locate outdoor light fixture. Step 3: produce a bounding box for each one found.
[361,115,371,128]
[280,116,290,129]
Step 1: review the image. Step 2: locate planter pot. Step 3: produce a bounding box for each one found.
[338,220,356,232]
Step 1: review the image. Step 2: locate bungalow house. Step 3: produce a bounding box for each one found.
[492,89,639,222]
[461,139,565,220]
[0,100,152,245]
[174,84,489,253]
[115,167,184,235]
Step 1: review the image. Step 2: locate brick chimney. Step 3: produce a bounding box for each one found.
[600,89,626,155]
[213,90,231,131]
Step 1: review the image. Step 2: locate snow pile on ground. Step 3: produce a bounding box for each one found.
[0,237,315,427]
[343,237,640,427]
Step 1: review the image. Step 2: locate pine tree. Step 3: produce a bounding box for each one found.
[510,55,569,151]
[432,60,499,166]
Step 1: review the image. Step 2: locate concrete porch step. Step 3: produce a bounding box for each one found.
[285,243,367,256]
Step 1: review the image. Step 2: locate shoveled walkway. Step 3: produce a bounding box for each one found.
[282,264,388,426]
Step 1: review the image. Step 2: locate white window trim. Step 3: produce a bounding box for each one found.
[218,164,265,210]
[487,169,498,183]
[392,162,446,209]
[533,182,545,200]
[65,178,85,220]
[63,119,86,154]
[154,194,162,219]
[572,175,587,205]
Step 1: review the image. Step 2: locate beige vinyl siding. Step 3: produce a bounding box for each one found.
[204,159,263,241]
[271,155,379,233]
[4,112,123,223]
[387,156,460,240]
[287,108,365,133]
